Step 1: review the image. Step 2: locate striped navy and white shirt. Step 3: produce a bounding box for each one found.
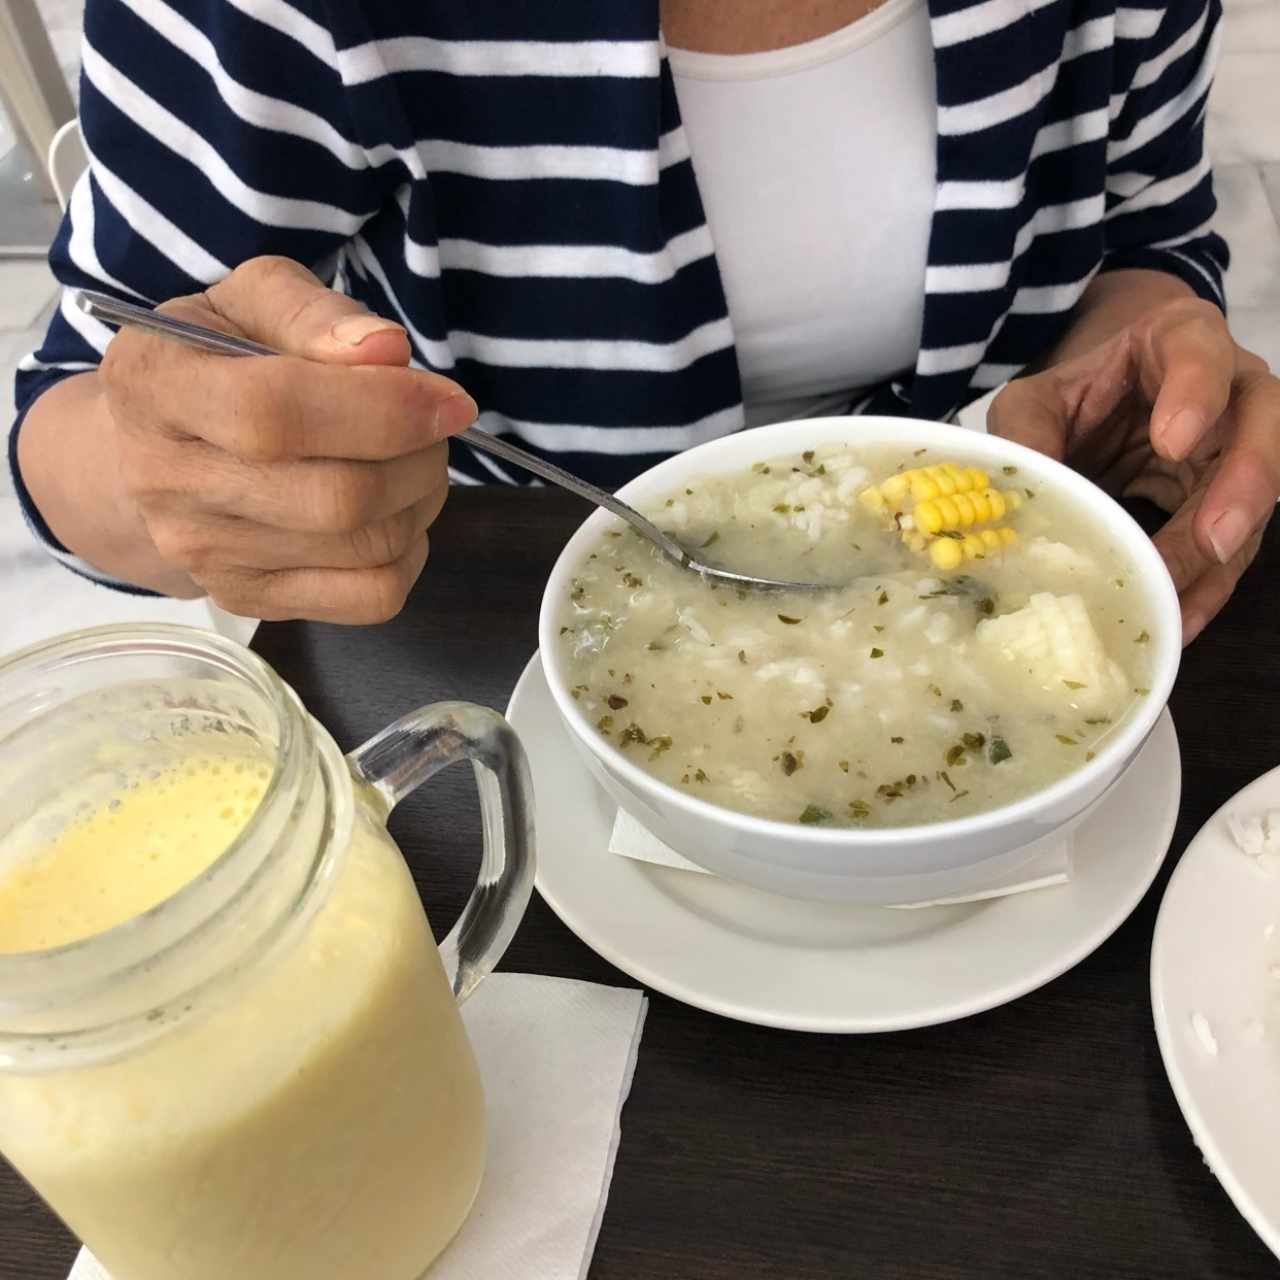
[10,0,1227,588]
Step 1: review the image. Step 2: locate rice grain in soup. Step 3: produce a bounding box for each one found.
[558,443,1155,828]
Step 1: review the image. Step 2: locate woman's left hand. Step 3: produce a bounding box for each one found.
[987,298,1280,644]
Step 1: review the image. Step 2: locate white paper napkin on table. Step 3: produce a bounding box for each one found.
[609,808,1072,908]
[68,972,648,1280]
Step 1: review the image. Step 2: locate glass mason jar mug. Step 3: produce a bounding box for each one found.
[0,625,534,1280]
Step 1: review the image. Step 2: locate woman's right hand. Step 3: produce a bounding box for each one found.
[94,256,476,623]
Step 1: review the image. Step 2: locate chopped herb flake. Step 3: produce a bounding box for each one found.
[890,736,904,744]
[700,531,719,549]
[950,699,964,713]
[1002,465,1018,475]
[950,790,971,803]
[1135,687,1150,695]
[873,624,885,633]
[694,768,709,783]
[945,744,967,766]
[780,751,802,776]
[1056,734,1078,746]
[1085,751,1096,762]
[738,650,748,664]
[929,684,943,697]
[647,736,673,761]
[989,737,1012,764]
[849,800,872,818]
[939,770,957,791]
[596,716,614,733]
[878,589,889,605]
[1135,630,1150,643]
[773,503,792,514]
[870,647,884,659]
[1062,680,1086,689]
[1084,717,1111,725]
[913,448,928,456]
[802,450,815,464]
[618,724,648,747]
[977,597,995,616]
[607,694,629,710]
[838,760,850,773]
[962,732,987,751]
[778,614,804,625]
[716,690,735,701]
[799,803,831,825]
[700,695,713,705]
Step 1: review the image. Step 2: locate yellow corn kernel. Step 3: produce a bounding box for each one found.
[923,526,1018,571]
[929,538,964,570]
[967,467,990,490]
[903,530,929,554]
[880,474,910,503]
[911,482,1022,533]
[914,500,942,534]
[858,486,886,513]
[910,473,940,503]
[933,467,959,496]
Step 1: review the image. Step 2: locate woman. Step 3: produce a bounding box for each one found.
[10,0,1277,638]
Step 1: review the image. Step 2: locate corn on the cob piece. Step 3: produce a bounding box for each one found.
[860,462,990,513]
[914,488,1023,534]
[928,527,1017,570]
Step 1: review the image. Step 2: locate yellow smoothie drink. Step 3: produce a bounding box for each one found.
[0,747,485,1279]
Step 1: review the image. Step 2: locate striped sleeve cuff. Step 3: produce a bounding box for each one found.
[8,381,164,597]
[1100,235,1228,311]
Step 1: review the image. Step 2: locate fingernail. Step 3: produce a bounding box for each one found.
[1207,506,1250,564]
[435,391,478,434]
[1157,408,1206,461]
[330,314,404,347]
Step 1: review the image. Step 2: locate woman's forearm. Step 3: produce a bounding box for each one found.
[1028,268,1197,371]
[15,372,201,597]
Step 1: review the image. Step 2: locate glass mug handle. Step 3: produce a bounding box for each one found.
[346,702,535,1003]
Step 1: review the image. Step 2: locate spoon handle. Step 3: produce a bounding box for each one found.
[75,290,689,565]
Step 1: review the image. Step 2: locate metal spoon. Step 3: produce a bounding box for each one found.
[75,289,827,592]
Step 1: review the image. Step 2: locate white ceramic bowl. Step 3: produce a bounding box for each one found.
[537,417,1181,905]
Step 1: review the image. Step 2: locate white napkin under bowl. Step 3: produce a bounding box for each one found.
[609,808,1072,908]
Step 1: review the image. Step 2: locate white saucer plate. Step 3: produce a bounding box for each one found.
[509,653,1181,1033]
[1151,766,1280,1260]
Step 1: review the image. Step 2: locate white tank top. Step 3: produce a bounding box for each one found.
[668,0,937,427]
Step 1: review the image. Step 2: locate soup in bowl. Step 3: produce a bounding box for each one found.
[537,418,1180,905]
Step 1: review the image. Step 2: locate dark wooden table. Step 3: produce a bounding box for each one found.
[5,488,1279,1280]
